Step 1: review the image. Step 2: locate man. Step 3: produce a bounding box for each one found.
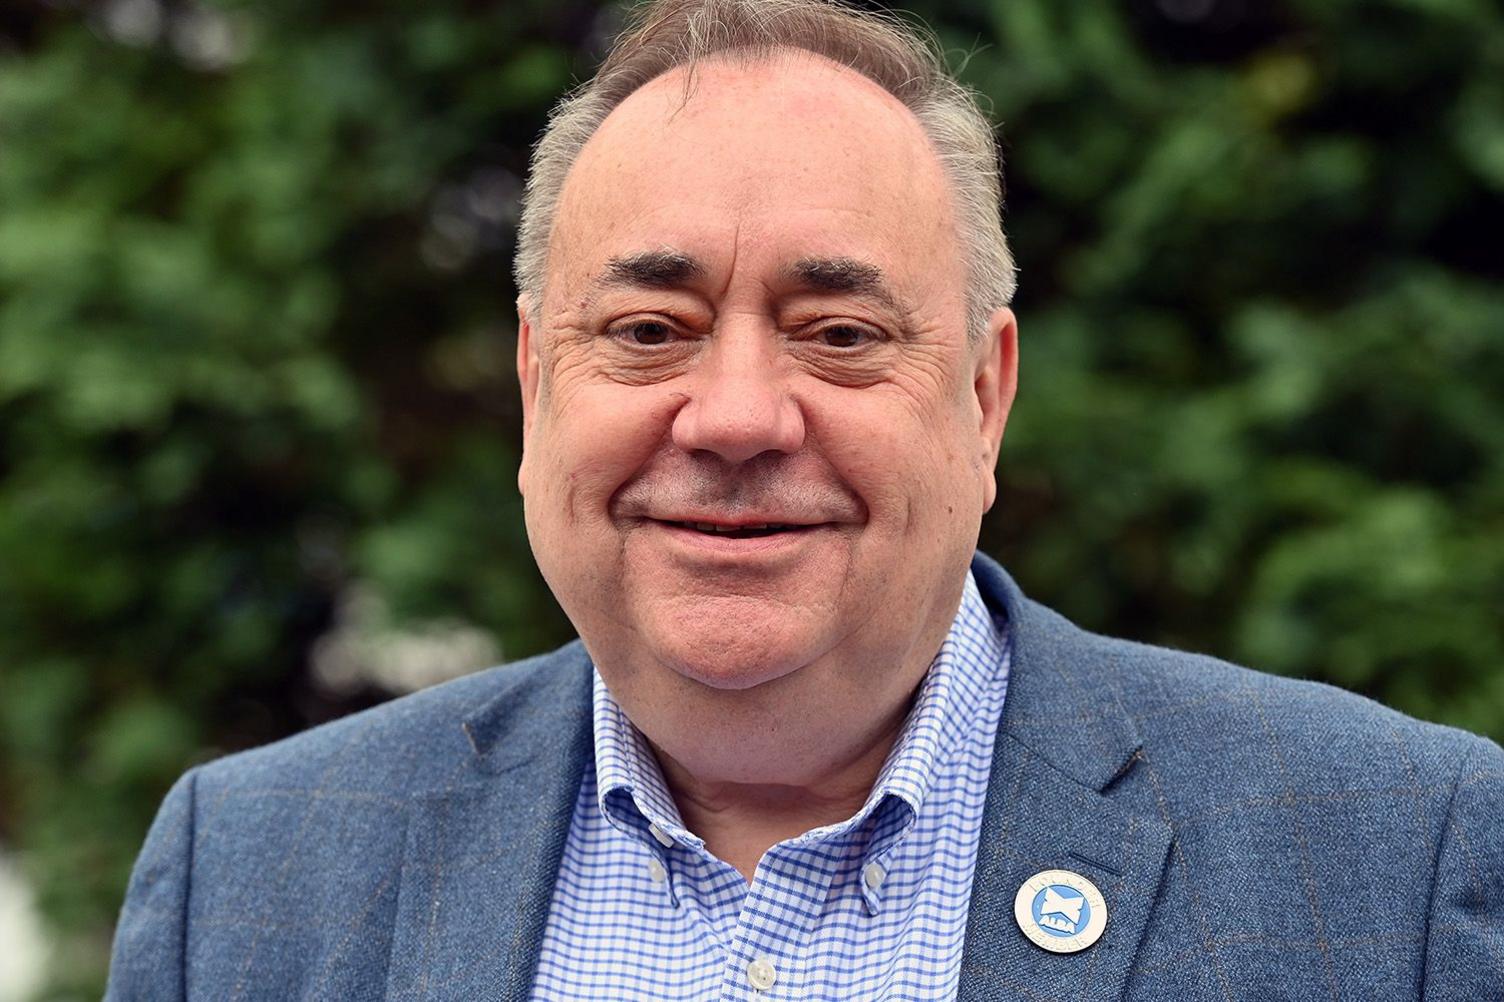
[108,0,1502,999]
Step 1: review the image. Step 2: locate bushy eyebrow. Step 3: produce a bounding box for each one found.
[782,256,902,314]
[600,250,706,289]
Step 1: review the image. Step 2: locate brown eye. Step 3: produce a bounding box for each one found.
[819,325,873,348]
[615,320,674,345]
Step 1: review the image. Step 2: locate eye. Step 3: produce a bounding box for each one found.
[814,323,879,349]
[610,318,677,346]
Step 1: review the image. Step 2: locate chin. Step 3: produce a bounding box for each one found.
[658,635,810,691]
[648,605,826,692]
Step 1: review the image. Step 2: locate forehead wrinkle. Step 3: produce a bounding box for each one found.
[553,56,960,329]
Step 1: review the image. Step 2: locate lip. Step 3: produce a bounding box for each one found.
[648,512,823,528]
[647,518,835,555]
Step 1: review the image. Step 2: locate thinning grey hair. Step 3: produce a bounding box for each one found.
[512,0,1017,342]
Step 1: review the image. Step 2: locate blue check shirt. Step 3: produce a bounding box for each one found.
[532,572,1010,1001]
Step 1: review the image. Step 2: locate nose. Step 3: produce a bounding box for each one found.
[670,329,806,463]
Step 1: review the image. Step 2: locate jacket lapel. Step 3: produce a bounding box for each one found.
[959,555,1173,1001]
[383,644,593,1002]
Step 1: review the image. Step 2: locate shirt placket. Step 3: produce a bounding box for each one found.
[714,839,844,1001]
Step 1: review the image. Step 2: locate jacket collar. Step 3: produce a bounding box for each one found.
[458,639,594,774]
[960,552,1171,1000]
[970,552,1145,792]
[384,645,594,1002]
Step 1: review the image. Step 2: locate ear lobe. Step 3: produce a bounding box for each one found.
[973,307,1018,513]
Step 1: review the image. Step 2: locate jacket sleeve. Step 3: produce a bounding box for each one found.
[104,767,199,1002]
[1422,736,1504,999]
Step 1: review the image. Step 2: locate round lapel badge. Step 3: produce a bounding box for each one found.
[1014,869,1108,953]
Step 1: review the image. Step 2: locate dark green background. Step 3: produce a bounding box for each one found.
[2,0,1501,997]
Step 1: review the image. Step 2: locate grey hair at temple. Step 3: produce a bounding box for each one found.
[511,0,1017,343]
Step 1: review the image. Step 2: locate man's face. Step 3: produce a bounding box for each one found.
[518,53,1015,782]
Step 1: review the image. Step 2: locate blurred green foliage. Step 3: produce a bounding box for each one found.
[0,0,1501,997]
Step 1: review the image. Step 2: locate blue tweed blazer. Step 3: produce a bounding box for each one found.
[107,554,1504,1000]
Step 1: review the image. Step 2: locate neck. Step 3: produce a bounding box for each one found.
[652,706,908,882]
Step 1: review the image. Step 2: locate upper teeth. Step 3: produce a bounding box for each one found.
[686,522,788,532]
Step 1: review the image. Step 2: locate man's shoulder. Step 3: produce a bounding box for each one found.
[1033,600,1499,797]
[108,642,594,1001]
[1003,597,1504,998]
[190,640,591,802]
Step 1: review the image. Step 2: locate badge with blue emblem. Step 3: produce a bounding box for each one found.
[1013,869,1108,953]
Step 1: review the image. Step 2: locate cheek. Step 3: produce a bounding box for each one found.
[808,385,979,526]
[529,383,684,515]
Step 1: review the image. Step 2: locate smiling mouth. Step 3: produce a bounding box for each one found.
[656,519,818,539]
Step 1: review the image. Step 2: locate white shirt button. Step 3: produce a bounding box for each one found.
[649,823,674,848]
[863,862,886,891]
[645,856,667,884]
[746,957,777,991]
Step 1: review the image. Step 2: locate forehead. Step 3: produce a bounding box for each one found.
[546,52,963,312]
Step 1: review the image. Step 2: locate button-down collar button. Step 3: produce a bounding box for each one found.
[649,823,674,848]
[746,957,777,991]
[645,856,667,884]
[863,862,887,891]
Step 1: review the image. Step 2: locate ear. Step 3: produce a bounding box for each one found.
[516,294,542,494]
[973,306,1018,513]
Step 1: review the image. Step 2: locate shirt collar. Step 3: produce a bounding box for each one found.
[863,570,1004,823]
[590,569,1006,862]
[591,672,701,852]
